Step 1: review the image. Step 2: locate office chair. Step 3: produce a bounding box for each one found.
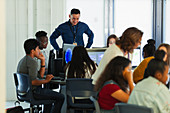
[90,96,116,113]
[13,73,55,113]
[90,96,154,113]
[114,103,154,113]
[90,96,101,113]
[66,78,96,113]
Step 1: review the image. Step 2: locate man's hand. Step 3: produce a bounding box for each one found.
[32,74,54,86]
[37,52,45,61]
[45,74,54,82]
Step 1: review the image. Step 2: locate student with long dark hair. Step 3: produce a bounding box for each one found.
[65,46,97,78]
[95,56,134,112]
[92,27,143,84]
[128,50,170,113]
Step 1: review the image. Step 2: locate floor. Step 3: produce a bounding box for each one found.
[6,100,66,113]
[5,87,66,113]
[6,100,30,113]
[6,100,29,109]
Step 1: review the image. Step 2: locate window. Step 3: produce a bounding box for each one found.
[114,0,153,61]
[114,0,153,48]
[165,0,170,44]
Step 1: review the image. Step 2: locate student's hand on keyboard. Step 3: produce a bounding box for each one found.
[45,74,54,82]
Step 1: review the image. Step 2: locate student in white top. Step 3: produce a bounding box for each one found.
[128,50,170,113]
[92,27,143,84]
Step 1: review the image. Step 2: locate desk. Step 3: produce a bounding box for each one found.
[50,79,66,85]
[50,79,66,113]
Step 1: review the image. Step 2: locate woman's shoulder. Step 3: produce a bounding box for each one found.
[102,80,120,89]
[101,81,121,93]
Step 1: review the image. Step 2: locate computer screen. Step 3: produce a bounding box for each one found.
[63,43,76,65]
[86,48,107,65]
[47,49,55,74]
[131,47,141,69]
[47,50,65,78]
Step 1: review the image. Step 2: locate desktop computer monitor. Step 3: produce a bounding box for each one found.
[63,43,76,66]
[47,50,65,79]
[86,48,107,65]
[131,47,141,69]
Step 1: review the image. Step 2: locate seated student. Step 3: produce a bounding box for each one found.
[65,46,97,79]
[94,56,134,112]
[17,39,64,113]
[35,31,49,74]
[107,34,118,47]
[142,39,155,58]
[35,31,60,89]
[92,27,143,84]
[64,46,97,113]
[128,50,170,113]
[133,43,170,84]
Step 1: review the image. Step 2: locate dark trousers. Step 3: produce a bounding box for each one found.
[33,86,65,113]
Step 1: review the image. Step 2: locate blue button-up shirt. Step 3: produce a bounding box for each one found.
[50,20,94,50]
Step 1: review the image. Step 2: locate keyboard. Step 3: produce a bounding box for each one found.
[52,76,65,81]
[43,75,65,81]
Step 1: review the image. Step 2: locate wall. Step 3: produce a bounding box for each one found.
[0,0,6,111]
[66,0,105,47]
[5,0,65,100]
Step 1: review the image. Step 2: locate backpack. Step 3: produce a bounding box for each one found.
[6,101,24,113]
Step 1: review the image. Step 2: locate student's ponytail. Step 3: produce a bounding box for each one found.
[144,50,168,78]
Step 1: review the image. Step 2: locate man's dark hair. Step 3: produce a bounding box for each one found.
[24,39,40,54]
[71,8,80,15]
[35,31,47,40]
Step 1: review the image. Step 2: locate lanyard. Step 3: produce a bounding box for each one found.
[69,23,78,42]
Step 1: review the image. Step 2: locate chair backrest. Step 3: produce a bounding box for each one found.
[90,96,101,113]
[66,78,96,98]
[66,78,97,110]
[13,73,33,102]
[114,103,154,113]
[14,73,56,107]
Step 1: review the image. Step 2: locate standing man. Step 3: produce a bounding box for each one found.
[50,8,94,50]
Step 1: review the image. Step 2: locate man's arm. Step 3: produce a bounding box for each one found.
[32,74,54,86]
[37,53,45,78]
[84,25,94,48]
[50,27,62,50]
